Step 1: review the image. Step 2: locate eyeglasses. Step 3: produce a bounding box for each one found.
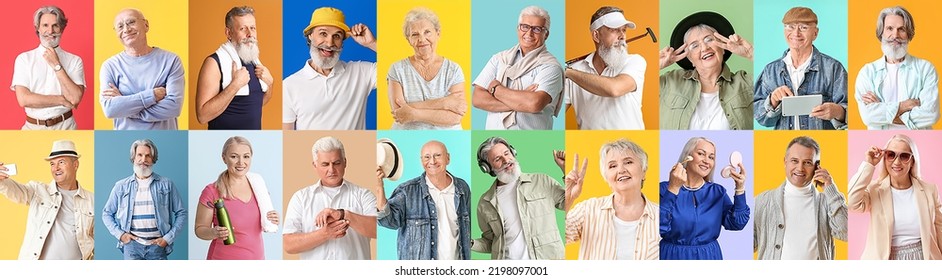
[518,24,546,34]
[114,19,139,32]
[884,150,913,163]
[686,36,716,52]
[784,23,813,33]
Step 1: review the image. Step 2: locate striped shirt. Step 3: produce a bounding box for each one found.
[566,193,660,260]
[131,177,161,242]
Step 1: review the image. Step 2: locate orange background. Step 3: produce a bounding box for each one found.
[564,0,660,130]
[187,0,283,130]
[848,0,942,129]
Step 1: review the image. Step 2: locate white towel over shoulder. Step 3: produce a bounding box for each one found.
[247,172,279,233]
[215,41,269,96]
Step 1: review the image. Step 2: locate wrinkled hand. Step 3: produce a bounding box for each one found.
[713,32,753,60]
[323,220,349,239]
[154,237,168,248]
[315,208,342,228]
[443,92,467,115]
[865,146,883,166]
[120,233,139,244]
[153,87,167,103]
[231,61,250,89]
[254,64,274,88]
[349,23,376,49]
[900,98,921,113]
[43,46,61,69]
[770,86,794,108]
[0,163,9,180]
[667,162,688,194]
[266,210,280,225]
[861,91,880,105]
[810,102,845,121]
[101,83,122,99]
[729,162,747,192]
[659,44,687,70]
[813,167,832,189]
[392,98,416,124]
[564,154,588,203]
[374,166,387,196]
[553,150,566,174]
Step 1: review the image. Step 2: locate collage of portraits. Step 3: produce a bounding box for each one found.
[1,0,942,264]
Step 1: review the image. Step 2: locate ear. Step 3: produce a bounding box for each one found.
[143,19,150,32]
[225,27,231,41]
[592,30,600,44]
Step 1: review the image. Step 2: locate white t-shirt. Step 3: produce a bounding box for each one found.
[282,180,377,260]
[781,181,819,260]
[11,45,86,120]
[891,186,921,246]
[426,176,459,260]
[881,63,908,130]
[564,52,646,130]
[689,91,730,130]
[613,216,639,260]
[495,179,530,260]
[283,60,377,130]
[41,186,82,260]
[387,58,464,130]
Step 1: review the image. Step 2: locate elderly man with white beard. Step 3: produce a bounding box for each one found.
[471,137,575,260]
[195,6,274,130]
[283,7,377,130]
[102,139,186,260]
[563,6,647,130]
[855,6,940,130]
[11,6,86,130]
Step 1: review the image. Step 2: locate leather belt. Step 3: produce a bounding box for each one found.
[26,110,73,127]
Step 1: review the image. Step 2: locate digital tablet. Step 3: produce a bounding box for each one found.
[782,94,823,116]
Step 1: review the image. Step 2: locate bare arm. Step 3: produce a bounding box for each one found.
[13,86,73,109]
[492,83,552,114]
[195,57,248,124]
[282,123,295,130]
[471,84,513,112]
[343,211,376,239]
[194,204,224,241]
[565,69,637,97]
[283,220,347,254]
[55,65,85,107]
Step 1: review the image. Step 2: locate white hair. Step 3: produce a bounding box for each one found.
[598,139,648,179]
[519,6,551,31]
[312,136,346,162]
[402,7,441,38]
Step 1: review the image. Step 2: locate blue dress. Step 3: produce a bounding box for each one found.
[659,181,750,260]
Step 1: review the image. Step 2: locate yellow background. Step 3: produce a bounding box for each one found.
[752,130,848,260]
[0,131,95,260]
[564,0,660,129]
[376,0,473,130]
[187,0,283,130]
[94,0,190,129]
[563,130,660,259]
[848,0,942,129]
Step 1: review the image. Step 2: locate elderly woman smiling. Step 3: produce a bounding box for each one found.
[565,139,660,260]
[387,7,467,130]
[659,11,754,130]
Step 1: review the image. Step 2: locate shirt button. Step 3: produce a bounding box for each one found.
[777,224,784,229]
[432,225,436,229]
[431,242,435,245]
[775,244,781,249]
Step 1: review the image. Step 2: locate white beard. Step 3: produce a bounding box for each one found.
[133,164,153,178]
[234,38,260,64]
[41,32,61,48]
[495,163,522,184]
[881,39,908,61]
[309,44,341,69]
[598,41,628,68]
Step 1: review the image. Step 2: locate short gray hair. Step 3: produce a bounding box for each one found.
[129,139,158,163]
[519,6,551,32]
[683,24,718,44]
[876,6,915,41]
[312,136,345,162]
[225,6,255,29]
[598,139,648,179]
[402,7,441,38]
[34,6,68,33]
[784,136,821,161]
[477,137,512,166]
[678,137,716,182]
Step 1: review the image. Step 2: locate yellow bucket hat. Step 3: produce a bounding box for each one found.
[304,7,351,38]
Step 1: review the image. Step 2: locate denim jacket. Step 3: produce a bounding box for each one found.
[102,173,186,255]
[660,64,754,130]
[754,46,849,130]
[377,172,472,260]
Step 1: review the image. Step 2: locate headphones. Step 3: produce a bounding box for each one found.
[477,137,516,177]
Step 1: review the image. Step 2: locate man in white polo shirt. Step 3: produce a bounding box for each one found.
[283,7,377,130]
[564,6,646,130]
[11,6,85,130]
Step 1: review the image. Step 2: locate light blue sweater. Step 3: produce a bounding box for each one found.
[99,47,184,130]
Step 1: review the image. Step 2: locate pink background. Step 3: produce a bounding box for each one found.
[0,1,94,129]
[847,130,942,259]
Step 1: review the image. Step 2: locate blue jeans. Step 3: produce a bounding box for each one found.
[123,241,168,260]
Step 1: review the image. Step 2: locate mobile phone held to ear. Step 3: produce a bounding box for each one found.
[813,160,822,189]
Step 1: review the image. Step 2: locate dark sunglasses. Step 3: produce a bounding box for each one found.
[884,150,913,163]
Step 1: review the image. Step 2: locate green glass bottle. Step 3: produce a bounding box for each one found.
[214,199,236,245]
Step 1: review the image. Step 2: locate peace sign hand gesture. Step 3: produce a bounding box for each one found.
[659,43,687,70]
[564,154,588,211]
[712,32,753,61]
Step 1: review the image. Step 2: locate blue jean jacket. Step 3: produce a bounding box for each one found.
[378,172,472,260]
[101,173,187,255]
[754,46,849,130]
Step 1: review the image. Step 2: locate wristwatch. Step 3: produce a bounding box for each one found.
[338,208,346,220]
[54,64,62,72]
[488,84,497,96]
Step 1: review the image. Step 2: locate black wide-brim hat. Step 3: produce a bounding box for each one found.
[670,11,735,70]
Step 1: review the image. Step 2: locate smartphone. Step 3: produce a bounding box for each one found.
[2,163,16,176]
[813,160,822,188]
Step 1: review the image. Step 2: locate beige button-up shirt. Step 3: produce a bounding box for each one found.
[566,193,660,260]
[0,179,94,260]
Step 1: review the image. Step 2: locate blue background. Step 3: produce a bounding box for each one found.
[93,131,189,260]
[282,0,378,130]
[187,131,284,260]
[375,130,472,260]
[753,0,849,130]
[470,0,566,130]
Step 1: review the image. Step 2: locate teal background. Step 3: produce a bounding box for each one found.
[375,130,472,260]
[187,131,284,260]
[752,0,849,130]
[94,131,189,260]
[469,130,565,260]
[470,0,566,130]
[659,0,754,78]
